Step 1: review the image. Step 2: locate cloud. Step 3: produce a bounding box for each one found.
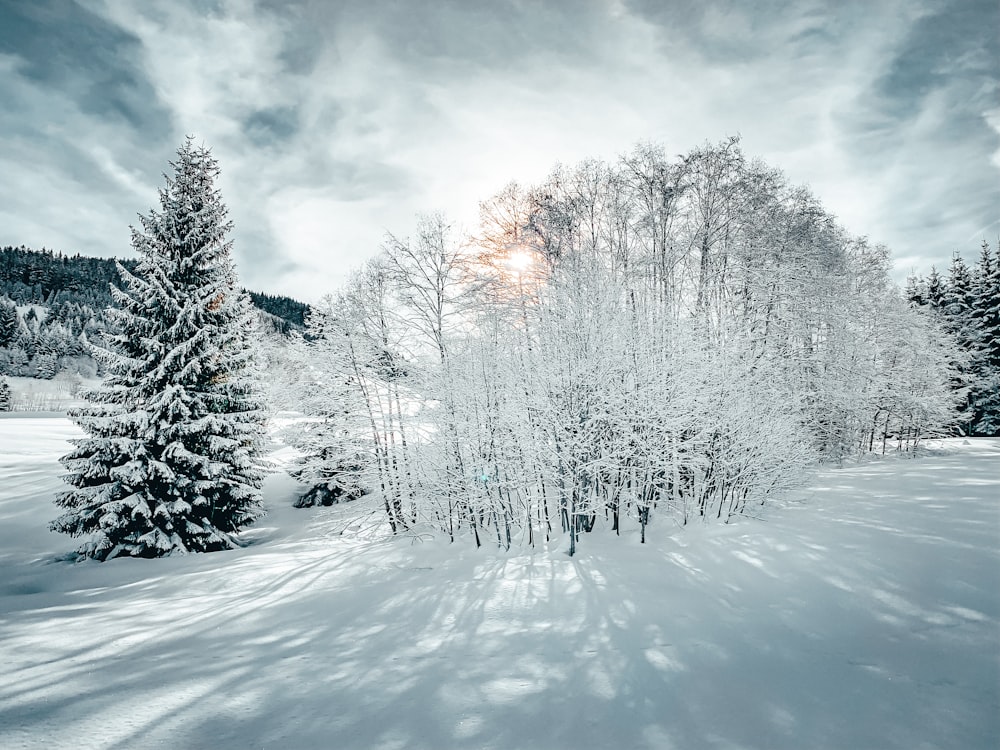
[0,15,168,259]
[0,0,996,301]
[0,0,172,134]
[624,0,1000,275]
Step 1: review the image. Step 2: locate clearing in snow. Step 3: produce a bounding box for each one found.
[0,416,998,749]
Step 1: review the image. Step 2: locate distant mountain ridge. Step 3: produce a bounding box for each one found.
[0,245,310,331]
[0,245,310,381]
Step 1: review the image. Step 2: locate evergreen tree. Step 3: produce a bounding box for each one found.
[0,297,18,347]
[0,346,29,376]
[969,241,1000,435]
[925,267,946,309]
[52,138,268,561]
[0,376,12,411]
[32,352,58,379]
[904,274,924,306]
[284,297,370,507]
[943,253,975,340]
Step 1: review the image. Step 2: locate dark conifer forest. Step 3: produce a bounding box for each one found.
[0,245,309,379]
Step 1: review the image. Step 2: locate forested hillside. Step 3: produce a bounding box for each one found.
[0,245,309,379]
[906,244,1000,437]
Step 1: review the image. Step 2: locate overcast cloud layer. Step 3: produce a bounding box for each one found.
[1,0,997,301]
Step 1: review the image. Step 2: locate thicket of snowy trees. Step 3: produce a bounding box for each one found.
[52,140,268,561]
[906,242,1000,437]
[285,139,965,554]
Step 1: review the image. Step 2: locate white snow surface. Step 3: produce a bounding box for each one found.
[1,417,998,750]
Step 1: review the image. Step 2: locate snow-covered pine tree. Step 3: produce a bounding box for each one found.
[943,253,976,347]
[904,274,924,306]
[283,296,370,508]
[52,138,267,561]
[32,351,58,379]
[969,241,1000,435]
[925,267,946,309]
[0,298,18,347]
[0,376,12,411]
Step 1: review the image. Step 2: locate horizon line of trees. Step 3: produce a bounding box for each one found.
[1,245,309,327]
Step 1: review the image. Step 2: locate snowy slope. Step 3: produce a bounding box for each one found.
[0,417,997,750]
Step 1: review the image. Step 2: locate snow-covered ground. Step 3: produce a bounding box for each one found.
[1,417,997,750]
[0,375,97,413]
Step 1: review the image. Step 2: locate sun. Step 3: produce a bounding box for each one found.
[503,249,533,274]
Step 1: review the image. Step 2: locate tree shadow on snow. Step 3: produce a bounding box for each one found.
[1,441,998,750]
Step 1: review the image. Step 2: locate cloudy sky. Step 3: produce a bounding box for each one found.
[1,0,997,302]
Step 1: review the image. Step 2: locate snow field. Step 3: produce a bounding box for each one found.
[0,417,998,749]
[0,376,95,413]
